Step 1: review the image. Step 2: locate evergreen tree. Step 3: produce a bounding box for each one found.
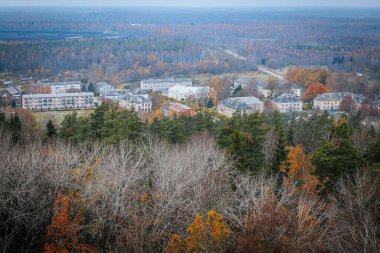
[218,113,266,173]
[46,119,57,138]
[294,111,333,153]
[88,83,95,93]
[0,111,6,128]
[366,135,380,164]
[233,85,242,96]
[206,97,214,108]
[59,111,79,142]
[89,103,109,140]
[81,84,87,92]
[311,120,363,191]
[268,112,287,172]
[9,113,22,143]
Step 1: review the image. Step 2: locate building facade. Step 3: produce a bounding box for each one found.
[0,86,23,107]
[218,96,264,117]
[168,85,209,101]
[273,94,303,113]
[119,94,152,113]
[313,92,365,111]
[42,81,82,94]
[140,77,192,92]
[22,92,95,111]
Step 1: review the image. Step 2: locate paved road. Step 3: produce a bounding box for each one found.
[258,65,284,80]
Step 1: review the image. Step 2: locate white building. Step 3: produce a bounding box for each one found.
[313,92,365,111]
[97,82,115,94]
[43,81,82,94]
[273,94,303,113]
[257,85,301,98]
[119,94,152,113]
[218,96,264,117]
[101,90,120,101]
[22,92,95,111]
[168,85,209,101]
[140,77,192,92]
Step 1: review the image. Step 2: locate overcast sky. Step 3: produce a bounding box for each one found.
[1,0,379,7]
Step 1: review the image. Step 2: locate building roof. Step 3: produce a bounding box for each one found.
[169,102,194,113]
[23,92,94,98]
[221,96,263,110]
[4,86,22,95]
[42,81,81,86]
[273,94,301,104]
[234,78,250,85]
[169,85,209,94]
[142,77,192,84]
[314,92,365,103]
[124,94,152,103]
[103,90,119,97]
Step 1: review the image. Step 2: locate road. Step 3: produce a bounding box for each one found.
[258,65,284,80]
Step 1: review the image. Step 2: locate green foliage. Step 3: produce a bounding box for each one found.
[9,113,22,143]
[88,83,95,93]
[294,112,333,153]
[268,112,288,172]
[150,113,212,144]
[46,119,57,138]
[233,85,242,96]
[206,97,214,108]
[311,120,363,191]
[366,136,380,165]
[217,113,266,173]
[81,84,87,92]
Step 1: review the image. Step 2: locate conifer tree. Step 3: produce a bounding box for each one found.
[46,119,57,138]
[311,120,363,191]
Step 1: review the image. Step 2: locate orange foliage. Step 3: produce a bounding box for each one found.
[238,198,326,253]
[44,193,93,253]
[166,210,231,253]
[209,76,222,105]
[282,145,319,194]
[303,81,330,101]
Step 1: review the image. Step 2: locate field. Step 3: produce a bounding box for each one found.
[32,109,93,126]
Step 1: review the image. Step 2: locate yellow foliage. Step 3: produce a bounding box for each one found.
[285,145,319,194]
[166,210,230,253]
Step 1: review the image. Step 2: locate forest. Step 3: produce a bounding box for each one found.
[1,103,379,252]
[0,7,379,81]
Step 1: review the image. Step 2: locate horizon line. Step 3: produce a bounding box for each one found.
[1,5,380,8]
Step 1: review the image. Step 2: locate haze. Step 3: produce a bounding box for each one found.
[1,0,380,7]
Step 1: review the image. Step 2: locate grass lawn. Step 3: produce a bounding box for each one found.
[32,109,94,126]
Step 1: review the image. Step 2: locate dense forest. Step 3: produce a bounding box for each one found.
[0,7,379,80]
[1,104,379,252]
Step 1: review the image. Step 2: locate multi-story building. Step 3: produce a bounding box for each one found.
[140,77,192,92]
[218,96,264,117]
[257,84,301,98]
[22,92,95,111]
[273,94,303,113]
[168,85,209,101]
[42,81,82,94]
[119,94,152,113]
[97,82,115,94]
[313,92,365,111]
[0,86,23,107]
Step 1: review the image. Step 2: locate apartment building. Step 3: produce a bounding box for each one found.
[22,92,95,111]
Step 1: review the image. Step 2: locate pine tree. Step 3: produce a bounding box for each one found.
[88,82,95,93]
[46,119,57,138]
[366,135,380,164]
[81,84,87,92]
[10,113,22,143]
[311,120,363,191]
[206,97,214,108]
